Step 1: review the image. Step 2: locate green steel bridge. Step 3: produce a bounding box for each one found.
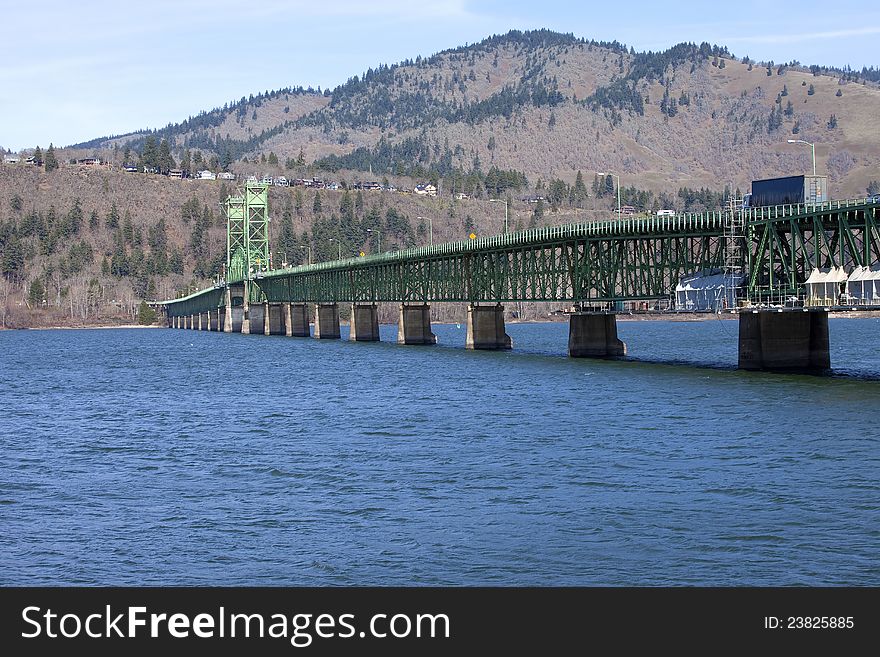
[158,182,880,371]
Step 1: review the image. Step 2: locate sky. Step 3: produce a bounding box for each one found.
[2,0,878,151]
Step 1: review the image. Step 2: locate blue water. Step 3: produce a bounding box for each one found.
[1,319,878,585]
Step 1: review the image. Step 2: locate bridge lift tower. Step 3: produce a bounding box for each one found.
[721,196,746,310]
[225,182,270,282]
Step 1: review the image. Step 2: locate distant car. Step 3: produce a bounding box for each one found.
[656,209,675,217]
[868,193,880,204]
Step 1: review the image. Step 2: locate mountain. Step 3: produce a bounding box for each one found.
[3,29,880,328]
[72,29,880,197]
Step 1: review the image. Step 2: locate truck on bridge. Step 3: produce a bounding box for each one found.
[743,174,828,208]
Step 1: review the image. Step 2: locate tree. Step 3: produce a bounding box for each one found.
[268,152,279,166]
[313,191,323,215]
[44,144,59,172]
[28,278,45,307]
[294,188,304,217]
[181,149,192,174]
[34,146,43,166]
[807,84,815,96]
[140,135,158,170]
[137,301,158,325]
[106,203,120,229]
[157,139,175,173]
[827,114,838,129]
[296,147,305,166]
[531,199,544,227]
[836,89,842,97]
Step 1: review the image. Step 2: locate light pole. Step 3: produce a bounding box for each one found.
[367,228,382,253]
[489,198,508,234]
[418,216,433,245]
[597,172,621,221]
[328,238,342,260]
[787,139,816,175]
[300,245,312,265]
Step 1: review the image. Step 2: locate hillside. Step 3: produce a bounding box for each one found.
[3,29,880,328]
[61,30,880,198]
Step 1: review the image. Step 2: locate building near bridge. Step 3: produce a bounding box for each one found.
[675,270,743,311]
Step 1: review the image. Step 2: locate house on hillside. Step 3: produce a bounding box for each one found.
[77,157,102,166]
[123,165,138,172]
[197,170,216,180]
[3,155,20,164]
[168,169,183,179]
[217,172,236,180]
[414,184,437,197]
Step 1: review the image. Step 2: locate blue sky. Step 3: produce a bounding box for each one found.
[2,0,877,151]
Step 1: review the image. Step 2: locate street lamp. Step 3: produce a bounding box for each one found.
[300,245,312,265]
[328,238,342,260]
[367,228,382,253]
[417,216,433,245]
[786,139,816,176]
[489,198,509,234]
[597,172,621,221]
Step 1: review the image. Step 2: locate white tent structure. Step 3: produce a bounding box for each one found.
[846,265,880,306]
[675,270,744,311]
[804,267,848,306]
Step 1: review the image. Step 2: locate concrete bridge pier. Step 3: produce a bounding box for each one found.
[247,303,266,335]
[466,303,512,350]
[314,303,341,339]
[184,315,192,330]
[209,309,219,331]
[568,312,627,358]
[284,303,293,337]
[266,303,285,335]
[240,283,251,335]
[738,309,830,371]
[290,303,310,337]
[352,303,380,341]
[397,304,437,345]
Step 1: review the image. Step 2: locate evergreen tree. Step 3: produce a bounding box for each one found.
[313,191,323,215]
[158,139,175,173]
[137,301,158,325]
[181,149,192,174]
[33,146,43,166]
[294,188,304,217]
[807,84,815,95]
[106,203,120,230]
[44,144,59,172]
[28,278,45,307]
[140,136,158,170]
[296,147,305,166]
[827,114,838,129]
[89,209,99,231]
[268,152,279,166]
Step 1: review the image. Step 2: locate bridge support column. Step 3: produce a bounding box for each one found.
[209,310,219,331]
[248,303,265,335]
[241,282,251,335]
[188,314,195,330]
[314,303,340,339]
[397,304,437,345]
[290,303,310,337]
[267,303,285,335]
[263,302,271,336]
[568,313,627,358]
[466,303,512,350]
[223,287,233,333]
[284,303,293,337]
[351,303,380,341]
[290,303,309,338]
[738,309,830,371]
